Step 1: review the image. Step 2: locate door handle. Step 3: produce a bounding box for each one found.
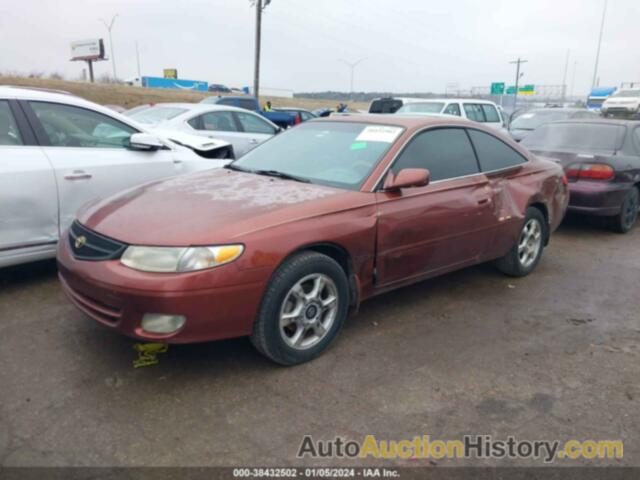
[64,170,92,180]
[249,139,259,144]
[478,197,492,205]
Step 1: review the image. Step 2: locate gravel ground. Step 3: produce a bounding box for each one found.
[1,215,638,468]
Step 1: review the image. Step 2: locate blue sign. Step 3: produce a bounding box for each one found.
[141,76,208,92]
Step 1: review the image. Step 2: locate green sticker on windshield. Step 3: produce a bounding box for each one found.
[351,141,367,151]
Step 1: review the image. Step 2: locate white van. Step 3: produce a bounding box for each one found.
[396,99,507,132]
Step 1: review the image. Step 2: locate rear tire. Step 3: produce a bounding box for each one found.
[610,187,639,234]
[495,207,547,277]
[250,252,349,366]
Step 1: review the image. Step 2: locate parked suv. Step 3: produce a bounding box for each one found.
[602,88,640,118]
[0,86,230,268]
[397,99,507,131]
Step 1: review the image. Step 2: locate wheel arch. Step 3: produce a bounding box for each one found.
[527,201,550,245]
[282,242,361,311]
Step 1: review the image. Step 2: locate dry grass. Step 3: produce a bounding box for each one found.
[0,76,368,111]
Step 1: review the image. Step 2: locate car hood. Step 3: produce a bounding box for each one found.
[78,169,367,246]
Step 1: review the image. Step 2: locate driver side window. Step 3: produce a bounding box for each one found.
[29,102,136,149]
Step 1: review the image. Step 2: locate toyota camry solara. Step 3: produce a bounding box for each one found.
[58,115,569,365]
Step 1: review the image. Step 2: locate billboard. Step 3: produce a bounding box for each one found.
[141,76,208,92]
[163,69,178,79]
[70,39,105,61]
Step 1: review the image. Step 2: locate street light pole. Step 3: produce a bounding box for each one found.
[339,58,366,101]
[100,14,119,80]
[561,49,570,102]
[135,41,141,79]
[591,0,608,89]
[252,0,271,103]
[509,57,528,112]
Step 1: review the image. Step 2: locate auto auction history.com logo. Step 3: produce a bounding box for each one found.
[297,435,623,463]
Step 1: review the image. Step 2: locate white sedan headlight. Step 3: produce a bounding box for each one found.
[120,245,244,273]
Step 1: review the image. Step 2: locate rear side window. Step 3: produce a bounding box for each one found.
[464,104,485,122]
[216,98,237,106]
[190,111,239,132]
[392,128,479,181]
[369,99,403,114]
[0,101,23,145]
[468,129,527,171]
[481,104,500,122]
[235,112,277,135]
[444,103,461,116]
[238,99,257,111]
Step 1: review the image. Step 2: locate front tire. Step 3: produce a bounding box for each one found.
[250,251,349,365]
[495,207,547,277]
[610,187,639,234]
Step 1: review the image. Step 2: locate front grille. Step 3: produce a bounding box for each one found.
[69,221,127,261]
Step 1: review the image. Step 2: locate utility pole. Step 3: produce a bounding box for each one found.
[252,0,270,103]
[100,14,119,80]
[135,41,141,79]
[570,60,578,98]
[591,0,608,89]
[509,57,528,112]
[339,58,366,102]
[561,49,570,102]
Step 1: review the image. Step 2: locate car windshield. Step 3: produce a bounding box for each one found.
[128,106,188,125]
[397,102,445,114]
[612,90,640,98]
[510,110,573,130]
[521,123,625,153]
[232,122,404,190]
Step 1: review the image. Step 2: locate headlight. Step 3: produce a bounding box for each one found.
[120,245,244,273]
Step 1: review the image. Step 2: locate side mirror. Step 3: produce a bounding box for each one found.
[384,168,430,191]
[129,133,165,151]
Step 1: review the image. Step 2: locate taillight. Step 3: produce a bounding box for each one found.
[565,163,614,181]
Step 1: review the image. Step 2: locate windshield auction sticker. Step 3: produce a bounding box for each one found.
[356,126,403,143]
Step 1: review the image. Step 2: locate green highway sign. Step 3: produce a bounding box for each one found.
[507,86,517,94]
[491,82,505,95]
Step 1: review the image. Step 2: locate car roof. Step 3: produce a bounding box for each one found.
[544,119,640,127]
[136,102,249,113]
[524,107,591,113]
[402,98,498,105]
[0,85,82,103]
[314,113,476,129]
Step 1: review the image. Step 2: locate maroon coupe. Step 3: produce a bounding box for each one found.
[57,115,569,365]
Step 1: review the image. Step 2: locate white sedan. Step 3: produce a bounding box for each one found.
[125,103,280,157]
[0,86,232,268]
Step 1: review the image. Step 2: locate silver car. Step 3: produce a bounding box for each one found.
[0,86,231,268]
[125,103,280,157]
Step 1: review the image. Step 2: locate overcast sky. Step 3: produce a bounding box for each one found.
[1,0,638,95]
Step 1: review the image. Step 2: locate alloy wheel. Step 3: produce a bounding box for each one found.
[622,190,639,231]
[279,273,339,350]
[518,218,542,268]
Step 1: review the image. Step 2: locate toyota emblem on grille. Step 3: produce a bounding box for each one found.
[75,235,87,249]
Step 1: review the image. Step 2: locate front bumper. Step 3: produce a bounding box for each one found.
[57,234,267,343]
[568,181,629,216]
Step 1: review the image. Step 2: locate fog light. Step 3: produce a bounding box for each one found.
[141,314,186,334]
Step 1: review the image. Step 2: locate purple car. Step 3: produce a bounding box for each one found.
[522,119,640,233]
